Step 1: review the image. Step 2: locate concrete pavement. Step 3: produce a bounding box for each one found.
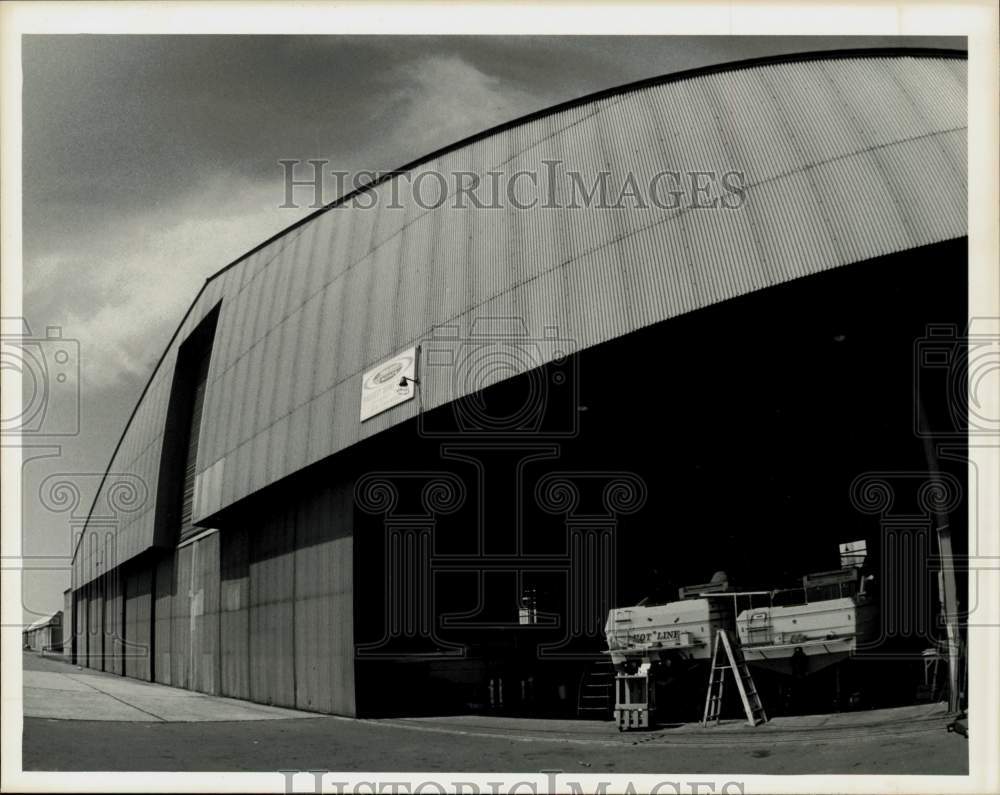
[23,652,321,722]
[22,652,968,773]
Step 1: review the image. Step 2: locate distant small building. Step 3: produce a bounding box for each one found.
[23,611,63,654]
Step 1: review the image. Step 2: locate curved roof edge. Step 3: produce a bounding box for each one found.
[72,46,967,566]
[212,46,967,288]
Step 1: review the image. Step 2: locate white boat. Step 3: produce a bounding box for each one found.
[605,543,877,678]
[605,573,733,669]
[733,567,878,676]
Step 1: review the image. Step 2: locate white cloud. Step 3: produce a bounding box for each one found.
[25,173,310,391]
[379,54,551,165]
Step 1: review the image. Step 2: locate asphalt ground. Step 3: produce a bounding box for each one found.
[22,652,968,773]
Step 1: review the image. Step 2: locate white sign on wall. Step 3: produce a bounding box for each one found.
[360,346,417,422]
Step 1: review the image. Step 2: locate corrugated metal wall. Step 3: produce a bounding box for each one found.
[104,575,124,675]
[71,52,966,587]
[63,591,72,659]
[79,474,355,715]
[220,525,251,699]
[293,480,355,715]
[86,581,102,670]
[153,553,174,685]
[124,565,153,680]
[249,510,296,707]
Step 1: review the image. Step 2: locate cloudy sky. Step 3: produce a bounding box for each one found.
[19,34,964,621]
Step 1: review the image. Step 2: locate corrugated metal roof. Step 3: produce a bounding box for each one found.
[72,49,967,586]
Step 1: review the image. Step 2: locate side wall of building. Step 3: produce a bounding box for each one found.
[71,475,357,716]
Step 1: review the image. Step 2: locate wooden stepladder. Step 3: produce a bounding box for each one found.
[702,630,767,727]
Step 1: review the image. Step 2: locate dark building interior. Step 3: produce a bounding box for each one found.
[353,237,968,719]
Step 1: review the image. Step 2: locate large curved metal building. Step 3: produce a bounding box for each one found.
[68,48,967,718]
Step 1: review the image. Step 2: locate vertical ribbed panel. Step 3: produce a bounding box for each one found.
[170,543,192,688]
[249,507,296,707]
[74,53,967,586]
[123,565,152,680]
[104,575,124,675]
[294,480,355,715]
[153,552,174,684]
[220,524,250,700]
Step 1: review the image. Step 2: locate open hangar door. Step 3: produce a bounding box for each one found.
[353,237,967,719]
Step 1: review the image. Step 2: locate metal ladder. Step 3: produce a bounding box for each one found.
[702,629,767,727]
[577,659,614,718]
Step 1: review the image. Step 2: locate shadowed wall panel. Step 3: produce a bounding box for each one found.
[220,524,250,700]
[124,565,153,680]
[86,580,102,670]
[249,510,296,707]
[189,532,221,695]
[293,481,356,716]
[170,543,193,689]
[104,573,125,675]
[153,551,175,685]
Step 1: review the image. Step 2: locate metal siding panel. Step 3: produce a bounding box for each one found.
[306,389,337,467]
[937,128,968,193]
[811,150,912,264]
[616,213,697,328]
[291,290,323,412]
[273,312,301,423]
[395,209,434,351]
[105,574,124,674]
[823,58,931,147]
[877,135,967,248]
[220,525,250,700]
[313,275,346,397]
[266,415,291,486]
[291,480,356,716]
[285,404,312,478]
[225,350,252,459]
[769,60,867,165]
[87,580,102,669]
[191,532,221,695]
[305,210,336,298]
[249,509,296,707]
[249,428,270,497]
[328,204,356,284]
[284,227,316,321]
[171,543,192,689]
[749,169,840,282]
[75,590,88,666]
[887,57,966,136]
[365,232,403,367]
[154,552,174,684]
[338,251,374,382]
[124,564,153,680]
[255,327,282,435]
